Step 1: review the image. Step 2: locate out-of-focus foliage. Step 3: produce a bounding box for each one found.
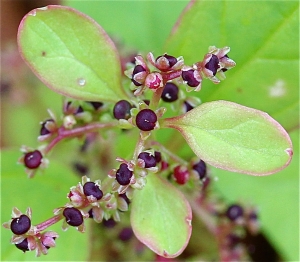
[1,1,298,261]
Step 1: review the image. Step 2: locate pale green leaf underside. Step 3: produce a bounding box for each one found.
[131,174,192,258]
[162,101,293,175]
[18,5,127,102]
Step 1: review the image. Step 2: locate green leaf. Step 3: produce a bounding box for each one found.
[18,5,128,102]
[1,149,88,261]
[131,174,192,258]
[162,100,293,175]
[164,1,299,131]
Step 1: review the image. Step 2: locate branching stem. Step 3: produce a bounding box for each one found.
[45,121,119,154]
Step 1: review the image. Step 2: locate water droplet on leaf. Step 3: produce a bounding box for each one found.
[77,78,86,87]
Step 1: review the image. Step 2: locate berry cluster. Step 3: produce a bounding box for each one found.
[2,44,263,262]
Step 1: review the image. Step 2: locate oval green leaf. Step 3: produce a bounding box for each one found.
[18,5,127,102]
[131,174,192,258]
[162,100,293,175]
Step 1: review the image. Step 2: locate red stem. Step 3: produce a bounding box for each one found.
[45,121,118,154]
[35,215,63,232]
[162,69,182,82]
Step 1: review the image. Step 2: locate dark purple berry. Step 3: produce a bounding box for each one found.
[88,101,103,110]
[113,100,132,120]
[184,101,194,112]
[119,193,131,205]
[227,234,241,248]
[161,83,179,102]
[116,163,133,185]
[65,101,83,114]
[248,212,258,220]
[63,207,83,227]
[181,69,200,87]
[173,165,189,185]
[42,237,56,249]
[24,150,43,169]
[156,54,177,71]
[136,109,157,131]
[102,218,117,228]
[132,65,146,86]
[73,162,89,175]
[226,204,244,221]
[88,209,94,218]
[76,106,84,114]
[118,227,134,242]
[15,238,29,252]
[138,152,157,168]
[143,99,150,105]
[83,182,103,200]
[10,215,31,235]
[154,151,162,163]
[40,119,54,136]
[192,160,207,180]
[205,54,219,76]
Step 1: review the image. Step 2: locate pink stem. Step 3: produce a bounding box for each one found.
[35,215,63,232]
[45,121,118,154]
[162,69,182,82]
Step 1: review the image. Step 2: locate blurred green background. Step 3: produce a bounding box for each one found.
[1,1,299,261]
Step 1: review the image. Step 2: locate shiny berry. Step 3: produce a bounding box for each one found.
[15,238,29,252]
[173,165,189,185]
[226,204,244,221]
[113,100,132,120]
[102,218,117,228]
[138,152,157,168]
[10,215,31,235]
[88,209,94,218]
[83,182,103,200]
[136,109,157,131]
[63,207,83,227]
[40,119,54,136]
[205,54,219,76]
[155,54,178,72]
[88,101,103,110]
[184,101,194,112]
[154,151,162,163]
[73,162,89,175]
[156,54,177,67]
[65,101,83,114]
[76,106,84,114]
[119,193,131,205]
[24,150,43,169]
[192,160,207,179]
[132,65,146,86]
[116,163,133,185]
[161,83,179,102]
[118,227,134,242]
[181,69,200,87]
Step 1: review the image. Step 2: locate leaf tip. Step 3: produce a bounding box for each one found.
[186,217,192,227]
[163,250,169,258]
[285,147,293,158]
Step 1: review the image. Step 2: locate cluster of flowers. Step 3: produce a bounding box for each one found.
[3,153,209,256]
[126,46,235,95]
[3,46,241,258]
